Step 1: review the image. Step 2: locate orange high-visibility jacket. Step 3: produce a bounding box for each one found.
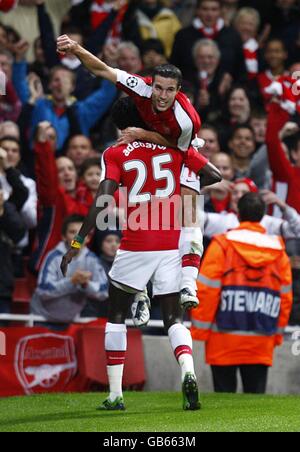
[191,222,293,366]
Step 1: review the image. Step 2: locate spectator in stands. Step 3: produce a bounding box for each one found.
[135,0,182,58]
[214,86,252,150]
[227,120,270,190]
[36,2,105,99]
[30,121,89,274]
[117,41,143,74]
[204,153,234,213]
[228,125,256,179]
[0,136,37,238]
[31,214,108,329]
[82,229,121,319]
[0,121,20,140]
[190,39,232,120]
[96,230,122,276]
[171,0,246,82]
[264,81,300,326]
[250,109,267,149]
[221,0,239,26]
[248,113,272,190]
[77,158,102,210]
[141,39,167,74]
[266,102,300,213]
[0,49,21,122]
[203,179,300,239]
[99,37,143,89]
[28,36,49,91]
[211,152,234,181]
[256,39,289,109]
[0,23,8,48]
[191,192,293,394]
[0,179,26,320]
[198,124,221,160]
[233,7,262,81]
[268,0,300,65]
[86,0,142,50]
[66,135,96,172]
[13,62,117,151]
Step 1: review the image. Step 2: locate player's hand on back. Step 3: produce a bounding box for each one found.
[117,128,143,145]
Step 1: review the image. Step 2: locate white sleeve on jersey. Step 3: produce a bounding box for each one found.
[116,69,152,98]
[180,165,201,194]
[174,101,194,151]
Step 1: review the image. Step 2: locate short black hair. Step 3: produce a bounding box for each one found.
[197,0,222,7]
[79,157,101,178]
[4,25,21,44]
[250,108,267,120]
[49,65,76,85]
[142,39,165,57]
[285,131,300,162]
[60,25,83,37]
[265,38,287,53]
[201,123,219,136]
[230,124,255,140]
[62,214,85,236]
[111,97,148,130]
[0,136,20,147]
[238,193,266,223]
[152,64,182,88]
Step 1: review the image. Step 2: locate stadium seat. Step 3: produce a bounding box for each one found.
[12,259,37,314]
[77,326,146,390]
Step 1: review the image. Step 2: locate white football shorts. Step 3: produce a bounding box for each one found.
[109,249,181,296]
[180,165,201,194]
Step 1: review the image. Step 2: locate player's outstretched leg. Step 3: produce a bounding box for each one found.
[160,295,201,411]
[169,323,201,410]
[97,283,133,411]
[179,227,203,310]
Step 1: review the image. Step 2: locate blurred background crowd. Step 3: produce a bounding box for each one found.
[0,0,300,329]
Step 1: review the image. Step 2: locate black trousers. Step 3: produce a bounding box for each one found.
[211,365,269,394]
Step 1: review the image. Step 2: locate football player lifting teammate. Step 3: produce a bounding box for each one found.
[60,97,221,411]
[57,34,207,311]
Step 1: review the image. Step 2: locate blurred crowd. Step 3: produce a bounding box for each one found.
[0,0,300,328]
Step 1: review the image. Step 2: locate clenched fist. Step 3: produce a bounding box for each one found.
[57,35,79,56]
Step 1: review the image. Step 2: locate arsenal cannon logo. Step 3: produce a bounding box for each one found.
[14,333,77,395]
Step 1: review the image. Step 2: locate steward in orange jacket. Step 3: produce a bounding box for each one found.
[191,193,293,393]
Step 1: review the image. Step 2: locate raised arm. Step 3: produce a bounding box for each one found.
[260,190,300,237]
[266,102,294,182]
[56,35,117,83]
[60,179,118,276]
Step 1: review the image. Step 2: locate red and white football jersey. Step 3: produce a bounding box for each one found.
[116,69,201,151]
[101,141,208,251]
